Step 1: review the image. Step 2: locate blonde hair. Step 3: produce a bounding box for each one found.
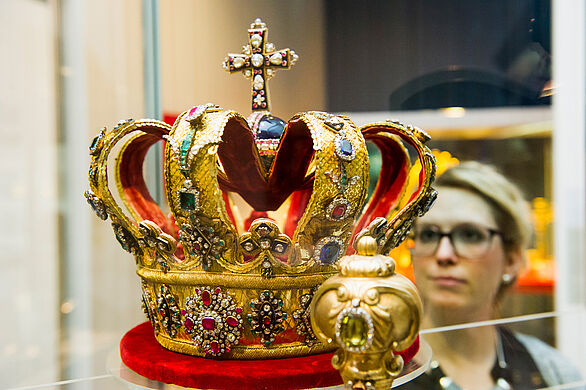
[436,161,533,255]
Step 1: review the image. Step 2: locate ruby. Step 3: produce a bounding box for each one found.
[188,107,198,116]
[226,316,238,327]
[194,242,202,251]
[332,204,347,219]
[185,318,194,330]
[263,316,271,325]
[210,341,220,354]
[159,309,166,316]
[215,288,221,294]
[181,310,186,316]
[235,307,243,314]
[202,317,216,330]
[202,290,211,305]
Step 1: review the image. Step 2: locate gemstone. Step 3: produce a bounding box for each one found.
[339,139,353,157]
[202,317,216,330]
[89,135,101,153]
[244,69,252,77]
[250,34,262,48]
[273,243,285,253]
[257,115,286,139]
[185,317,194,330]
[339,313,368,348]
[253,74,264,90]
[331,204,347,219]
[210,341,220,354]
[202,290,211,305]
[236,307,243,313]
[233,57,245,68]
[226,316,238,327]
[243,241,254,252]
[263,304,271,312]
[269,52,282,65]
[260,239,271,249]
[227,334,235,342]
[263,316,271,325]
[320,241,341,264]
[251,53,264,67]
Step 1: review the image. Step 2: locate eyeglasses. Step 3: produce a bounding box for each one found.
[411,223,502,259]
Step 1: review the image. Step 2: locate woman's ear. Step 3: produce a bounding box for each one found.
[504,247,524,281]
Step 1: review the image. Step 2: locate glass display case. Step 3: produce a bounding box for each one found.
[1,1,585,389]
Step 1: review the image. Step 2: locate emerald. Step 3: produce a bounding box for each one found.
[179,190,197,210]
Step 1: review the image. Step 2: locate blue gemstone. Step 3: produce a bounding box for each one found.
[339,139,353,157]
[320,242,340,264]
[257,115,286,139]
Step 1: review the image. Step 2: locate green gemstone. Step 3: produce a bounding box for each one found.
[340,313,368,349]
[263,290,270,297]
[89,135,101,152]
[179,191,196,210]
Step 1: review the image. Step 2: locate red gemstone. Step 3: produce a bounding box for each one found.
[159,309,165,316]
[215,288,221,294]
[184,318,194,330]
[202,317,216,330]
[188,107,198,116]
[235,307,243,314]
[210,341,220,354]
[181,310,186,315]
[332,204,347,218]
[202,291,211,305]
[263,316,271,325]
[226,316,238,327]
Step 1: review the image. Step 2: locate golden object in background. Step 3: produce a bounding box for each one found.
[310,236,422,390]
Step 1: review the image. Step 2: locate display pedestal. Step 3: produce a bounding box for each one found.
[114,322,430,390]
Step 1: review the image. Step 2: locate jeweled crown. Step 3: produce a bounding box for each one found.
[85,18,436,359]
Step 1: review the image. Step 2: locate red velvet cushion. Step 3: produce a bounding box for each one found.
[120,322,419,390]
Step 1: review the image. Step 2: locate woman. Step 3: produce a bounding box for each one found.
[400,161,581,390]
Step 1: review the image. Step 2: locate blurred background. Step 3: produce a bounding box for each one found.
[1,0,584,388]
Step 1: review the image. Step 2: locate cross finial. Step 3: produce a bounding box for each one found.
[223,18,299,112]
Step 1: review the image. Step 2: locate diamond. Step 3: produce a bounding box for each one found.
[263,304,271,312]
[251,53,264,67]
[250,34,262,48]
[253,74,264,90]
[233,57,245,68]
[243,242,254,252]
[260,239,271,249]
[274,243,284,253]
[244,69,252,77]
[269,52,282,65]
[266,42,275,52]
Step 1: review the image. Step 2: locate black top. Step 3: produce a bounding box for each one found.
[397,327,547,390]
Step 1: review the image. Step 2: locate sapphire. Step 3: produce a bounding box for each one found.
[257,115,286,139]
[339,139,353,157]
[320,242,340,264]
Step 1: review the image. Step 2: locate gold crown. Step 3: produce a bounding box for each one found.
[85,18,436,359]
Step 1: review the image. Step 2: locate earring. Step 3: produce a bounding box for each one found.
[502,274,513,284]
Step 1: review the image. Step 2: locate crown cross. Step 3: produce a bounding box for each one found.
[223,18,298,112]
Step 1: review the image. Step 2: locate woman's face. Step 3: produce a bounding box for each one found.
[411,187,517,318]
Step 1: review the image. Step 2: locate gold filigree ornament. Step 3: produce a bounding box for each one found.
[310,236,423,389]
[85,18,436,360]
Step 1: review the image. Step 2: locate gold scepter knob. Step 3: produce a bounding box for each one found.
[310,236,422,390]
